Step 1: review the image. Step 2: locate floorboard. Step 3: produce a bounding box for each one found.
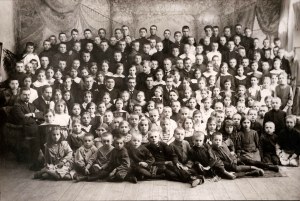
[1,159,300,200]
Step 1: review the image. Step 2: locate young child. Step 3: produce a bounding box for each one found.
[275,72,293,111]
[126,133,155,182]
[200,97,214,125]
[128,113,140,133]
[74,133,98,180]
[259,77,273,104]
[81,112,92,133]
[81,91,93,111]
[33,126,73,180]
[160,117,175,145]
[148,109,161,131]
[182,117,195,145]
[68,119,86,151]
[187,131,236,180]
[138,117,152,144]
[145,131,178,180]
[277,115,300,167]
[211,132,264,178]
[102,92,113,110]
[71,103,81,121]
[169,127,205,187]
[260,122,280,165]
[205,117,218,144]
[33,70,49,94]
[119,121,132,143]
[113,98,130,120]
[234,66,247,88]
[247,76,261,101]
[248,109,263,136]
[54,100,71,139]
[151,86,164,104]
[94,124,109,148]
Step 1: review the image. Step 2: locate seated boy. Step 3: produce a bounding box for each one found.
[74,133,98,180]
[68,119,86,151]
[126,133,155,182]
[187,131,236,180]
[145,130,178,180]
[169,127,205,187]
[276,115,300,167]
[260,122,280,165]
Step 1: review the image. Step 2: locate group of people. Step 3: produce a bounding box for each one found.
[0,23,299,187]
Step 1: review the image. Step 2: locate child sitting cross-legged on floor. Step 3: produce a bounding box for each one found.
[126,133,155,182]
[33,126,74,180]
[73,133,98,181]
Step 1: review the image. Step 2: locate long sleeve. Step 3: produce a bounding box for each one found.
[61,141,73,163]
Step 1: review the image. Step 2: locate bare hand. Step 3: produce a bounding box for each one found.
[139,162,148,167]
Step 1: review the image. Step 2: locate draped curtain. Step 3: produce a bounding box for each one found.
[16,0,283,52]
[256,0,281,36]
[16,0,111,53]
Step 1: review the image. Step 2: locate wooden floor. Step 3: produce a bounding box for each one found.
[1,158,300,201]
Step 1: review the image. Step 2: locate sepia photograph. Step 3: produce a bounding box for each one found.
[0,0,299,200]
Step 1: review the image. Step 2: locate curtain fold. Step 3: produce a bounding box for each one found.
[255,0,281,36]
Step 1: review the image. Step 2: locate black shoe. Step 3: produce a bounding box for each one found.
[75,175,87,183]
[128,176,138,184]
[197,175,205,184]
[152,173,165,179]
[268,165,279,172]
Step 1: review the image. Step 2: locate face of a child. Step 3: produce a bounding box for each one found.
[96,127,107,137]
[163,108,172,118]
[72,105,81,116]
[161,120,171,131]
[242,119,251,130]
[271,99,281,110]
[259,107,268,117]
[286,118,295,129]
[55,71,62,80]
[88,105,96,115]
[149,132,160,144]
[149,111,159,123]
[130,115,139,126]
[56,103,65,113]
[82,114,91,126]
[204,100,211,110]
[248,110,258,122]
[131,136,142,148]
[193,114,202,123]
[208,120,216,132]
[73,122,82,133]
[44,112,54,124]
[172,102,181,113]
[63,92,70,101]
[52,130,61,142]
[114,138,125,150]
[169,92,178,101]
[84,136,94,148]
[104,112,113,123]
[188,99,197,109]
[216,113,225,124]
[101,136,112,147]
[174,130,185,142]
[193,135,205,147]
[120,123,130,134]
[184,119,193,129]
[265,123,275,135]
[213,135,222,147]
[102,95,111,104]
[139,121,149,133]
[233,115,241,126]
[237,68,244,76]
